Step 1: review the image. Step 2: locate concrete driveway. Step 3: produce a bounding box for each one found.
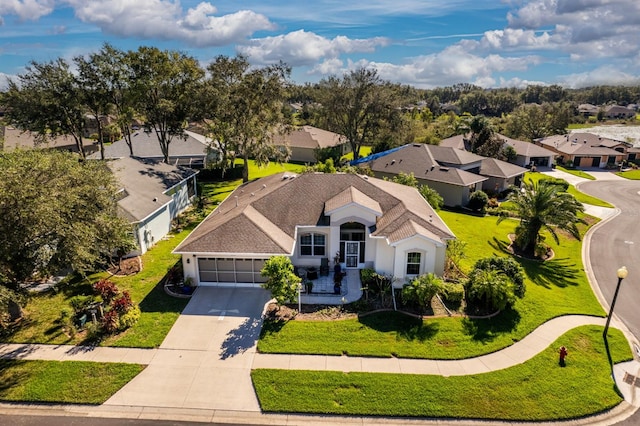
[105,286,271,412]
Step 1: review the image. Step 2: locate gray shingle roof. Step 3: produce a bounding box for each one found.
[361,144,487,186]
[479,158,527,178]
[89,130,210,160]
[107,157,197,223]
[174,172,454,255]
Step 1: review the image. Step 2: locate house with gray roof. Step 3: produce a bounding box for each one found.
[1,125,99,155]
[271,125,351,163]
[536,133,627,168]
[90,130,217,168]
[107,157,198,254]
[352,144,527,206]
[174,172,454,287]
[439,133,556,168]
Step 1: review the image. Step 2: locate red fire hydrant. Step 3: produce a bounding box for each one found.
[559,346,568,366]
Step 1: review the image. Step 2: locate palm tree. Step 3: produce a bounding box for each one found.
[497,180,585,256]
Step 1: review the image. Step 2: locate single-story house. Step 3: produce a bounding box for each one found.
[272,125,351,163]
[604,105,636,119]
[90,130,218,168]
[1,125,99,155]
[174,172,455,288]
[353,144,527,205]
[439,133,556,168]
[536,133,627,168]
[352,144,486,207]
[107,157,199,254]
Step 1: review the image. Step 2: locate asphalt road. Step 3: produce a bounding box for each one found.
[0,415,246,426]
[579,179,640,341]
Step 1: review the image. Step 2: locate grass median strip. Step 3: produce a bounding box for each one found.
[253,326,630,421]
[0,360,144,404]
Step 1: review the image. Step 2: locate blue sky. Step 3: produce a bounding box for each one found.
[1,0,639,89]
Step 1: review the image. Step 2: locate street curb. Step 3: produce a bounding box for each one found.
[0,402,636,425]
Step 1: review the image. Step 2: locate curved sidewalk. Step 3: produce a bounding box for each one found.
[0,314,607,375]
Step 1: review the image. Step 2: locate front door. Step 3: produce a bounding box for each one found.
[345,241,359,268]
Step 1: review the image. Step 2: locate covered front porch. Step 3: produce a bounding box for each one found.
[298,269,362,305]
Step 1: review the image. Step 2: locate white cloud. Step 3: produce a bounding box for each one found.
[238,30,389,66]
[309,58,345,75]
[0,0,54,23]
[307,45,540,89]
[65,0,275,46]
[557,65,640,88]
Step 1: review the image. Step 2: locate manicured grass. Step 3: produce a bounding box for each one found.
[526,172,613,208]
[253,326,630,421]
[556,165,596,180]
[341,146,372,162]
[259,211,604,359]
[616,169,640,180]
[0,360,144,404]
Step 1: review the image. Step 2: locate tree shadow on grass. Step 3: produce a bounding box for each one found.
[220,315,263,360]
[0,360,29,395]
[487,236,512,255]
[358,311,439,343]
[138,279,189,314]
[461,307,521,343]
[520,257,581,289]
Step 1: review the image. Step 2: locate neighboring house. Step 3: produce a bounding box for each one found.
[107,157,199,255]
[174,172,455,287]
[1,125,99,155]
[536,133,627,168]
[578,104,599,117]
[439,133,556,168]
[272,125,351,163]
[89,130,218,168]
[604,105,636,119]
[353,144,526,206]
[626,146,640,162]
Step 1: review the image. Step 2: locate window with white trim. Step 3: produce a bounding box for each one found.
[300,233,326,256]
[406,252,421,275]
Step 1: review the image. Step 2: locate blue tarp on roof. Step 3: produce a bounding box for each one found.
[350,144,410,166]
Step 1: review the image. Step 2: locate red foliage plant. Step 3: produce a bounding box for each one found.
[93,279,119,303]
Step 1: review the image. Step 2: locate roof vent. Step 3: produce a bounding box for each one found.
[391,159,396,165]
[235,196,238,207]
[153,197,157,202]
[439,167,449,172]
[251,192,255,197]
[282,175,289,180]
[584,140,587,144]
[262,184,267,189]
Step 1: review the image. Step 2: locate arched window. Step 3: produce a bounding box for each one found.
[300,233,326,256]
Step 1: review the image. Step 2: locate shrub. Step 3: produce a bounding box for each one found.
[69,295,96,314]
[441,282,464,304]
[118,305,141,330]
[93,279,119,304]
[360,268,377,287]
[100,309,120,334]
[260,256,301,306]
[473,256,526,298]
[468,190,489,213]
[402,273,444,314]
[111,290,133,314]
[419,184,444,210]
[538,176,569,191]
[465,268,516,313]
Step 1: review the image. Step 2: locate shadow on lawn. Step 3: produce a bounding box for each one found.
[521,257,581,289]
[462,307,521,343]
[0,360,29,394]
[358,311,439,343]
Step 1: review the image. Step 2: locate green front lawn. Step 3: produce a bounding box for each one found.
[556,165,596,180]
[616,169,640,180]
[526,171,613,207]
[253,326,630,421]
[0,360,144,404]
[259,211,604,359]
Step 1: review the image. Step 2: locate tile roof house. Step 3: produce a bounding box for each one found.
[107,157,199,254]
[604,105,636,119]
[439,133,556,168]
[174,172,455,287]
[1,125,99,155]
[271,125,351,163]
[89,130,218,168]
[536,133,627,168]
[352,144,527,206]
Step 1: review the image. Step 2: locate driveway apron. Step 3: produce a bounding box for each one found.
[104,286,271,412]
